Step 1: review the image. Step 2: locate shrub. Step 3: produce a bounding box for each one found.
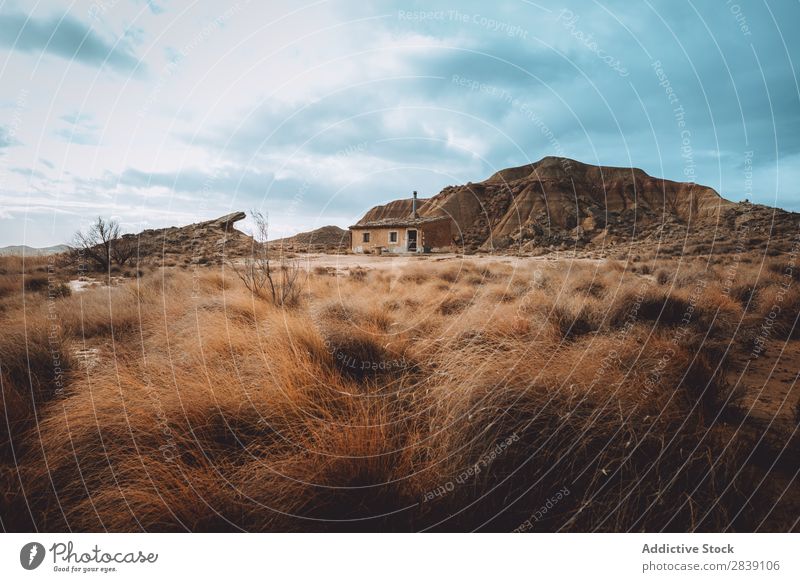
[438,295,471,316]
[23,274,48,293]
[399,268,429,284]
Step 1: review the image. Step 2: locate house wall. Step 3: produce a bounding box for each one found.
[350,227,396,253]
[350,221,452,253]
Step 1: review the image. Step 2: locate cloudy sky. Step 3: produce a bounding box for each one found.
[0,0,798,246]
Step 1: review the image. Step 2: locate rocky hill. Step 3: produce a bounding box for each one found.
[115,214,348,264]
[356,197,430,225]
[121,211,255,264]
[269,225,349,252]
[404,156,799,254]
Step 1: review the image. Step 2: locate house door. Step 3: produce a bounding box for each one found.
[407,229,417,252]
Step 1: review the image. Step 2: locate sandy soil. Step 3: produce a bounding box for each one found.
[294,252,602,273]
[68,275,126,293]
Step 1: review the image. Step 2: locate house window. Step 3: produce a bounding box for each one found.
[389,231,398,243]
[362,232,370,243]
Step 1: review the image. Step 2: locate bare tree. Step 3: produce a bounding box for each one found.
[230,210,302,307]
[110,234,137,267]
[73,217,120,271]
[71,217,136,271]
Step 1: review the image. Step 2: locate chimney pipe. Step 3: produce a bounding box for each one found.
[412,190,418,219]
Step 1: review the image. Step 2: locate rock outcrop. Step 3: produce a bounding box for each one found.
[209,211,247,232]
[120,211,255,264]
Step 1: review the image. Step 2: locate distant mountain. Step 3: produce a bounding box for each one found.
[0,244,70,256]
[356,156,798,254]
[270,225,349,252]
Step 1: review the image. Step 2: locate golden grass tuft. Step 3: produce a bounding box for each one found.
[0,253,796,532]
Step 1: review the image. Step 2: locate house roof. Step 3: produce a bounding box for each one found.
[349,215,450,229]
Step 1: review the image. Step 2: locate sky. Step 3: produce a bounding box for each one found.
[0,0,798,247]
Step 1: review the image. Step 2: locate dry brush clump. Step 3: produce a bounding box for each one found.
[0,254,796,532]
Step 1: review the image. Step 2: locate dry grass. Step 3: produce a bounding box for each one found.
[0,252,797,532]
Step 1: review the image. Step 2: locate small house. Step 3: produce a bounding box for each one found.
[349,191,451,254]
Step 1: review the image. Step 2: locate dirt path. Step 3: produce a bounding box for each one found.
[733,339,800,432]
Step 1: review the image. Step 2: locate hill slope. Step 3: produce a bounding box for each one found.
[118,211,255,264]
[409,156,797,253]
[269,225,349,252]
[355,198,430,225]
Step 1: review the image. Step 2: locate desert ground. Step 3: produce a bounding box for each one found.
[294,251,598,273]
[1,249,798,532]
